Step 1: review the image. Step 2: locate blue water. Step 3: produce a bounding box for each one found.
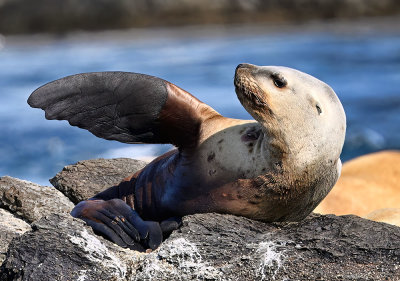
[1,27,400,185]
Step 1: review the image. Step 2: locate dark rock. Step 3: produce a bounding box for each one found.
[50,158,147,204]
[0,209,31,265]
[1,159,399,279]
[169,213,400,280]
[0,213,134,281]
[1,212,399,280]
[0,176,74,223]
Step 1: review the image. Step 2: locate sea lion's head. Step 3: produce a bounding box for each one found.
[234,63,346,173]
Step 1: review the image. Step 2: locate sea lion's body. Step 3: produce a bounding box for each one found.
[28,63,346,250]
[115,118,340,223]
[127,119,263,221]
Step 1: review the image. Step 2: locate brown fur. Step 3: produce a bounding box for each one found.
[159,83,220,148]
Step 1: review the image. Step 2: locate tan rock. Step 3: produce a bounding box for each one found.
[314,150,400,222]
[0,176,74,223]
[364,208,400,227]
[0,208,31,264]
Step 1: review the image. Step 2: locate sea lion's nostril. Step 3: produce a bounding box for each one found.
[236,64,245,71]
[236,63,254,72]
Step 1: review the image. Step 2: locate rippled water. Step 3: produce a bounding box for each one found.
[1,26,399,185]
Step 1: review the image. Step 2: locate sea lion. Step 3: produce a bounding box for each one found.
[28,63,346,251]
[314,150,400,219]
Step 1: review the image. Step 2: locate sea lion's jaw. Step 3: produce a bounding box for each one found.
[234,64,271,117]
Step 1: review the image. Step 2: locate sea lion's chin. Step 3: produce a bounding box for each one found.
[234,79,270,119]
[235,84,264,106]
[235,87,274,130]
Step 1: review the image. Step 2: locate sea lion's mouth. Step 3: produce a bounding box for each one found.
[234,72,266,107]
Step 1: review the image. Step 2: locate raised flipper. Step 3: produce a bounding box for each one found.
[28,72,204,250]
[28,72,220,148]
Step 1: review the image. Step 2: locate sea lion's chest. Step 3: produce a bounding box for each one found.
[181,121,273,185]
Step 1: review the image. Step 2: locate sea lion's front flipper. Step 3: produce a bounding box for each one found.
[71,198,181,251]
[28,72,220,148]
[71,198,163,251]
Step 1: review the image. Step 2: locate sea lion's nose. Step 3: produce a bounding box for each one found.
[236,63,249,70]
[236,63,245,70]
[236,63,257,73]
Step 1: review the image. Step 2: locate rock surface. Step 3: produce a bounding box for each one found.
[0,209,31,265]
[50,158,146,204]
[0,176,74,223]
[1,212,399,280]
[0,213,135,281]
[1,158,400,280]
[1,0,400,34]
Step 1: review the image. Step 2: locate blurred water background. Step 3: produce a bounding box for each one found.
[0,1,400,186]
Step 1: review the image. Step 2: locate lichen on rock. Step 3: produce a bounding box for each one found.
[0,208,31,265]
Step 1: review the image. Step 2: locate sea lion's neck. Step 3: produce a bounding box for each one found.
[259,119,319,175]
[259,119,341,208]
[258,122,287,165]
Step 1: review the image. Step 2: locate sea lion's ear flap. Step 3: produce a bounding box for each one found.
[28,72,220,148]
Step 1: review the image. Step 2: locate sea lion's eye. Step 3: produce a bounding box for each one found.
[316,104,322,115]
[271,74,287,88]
